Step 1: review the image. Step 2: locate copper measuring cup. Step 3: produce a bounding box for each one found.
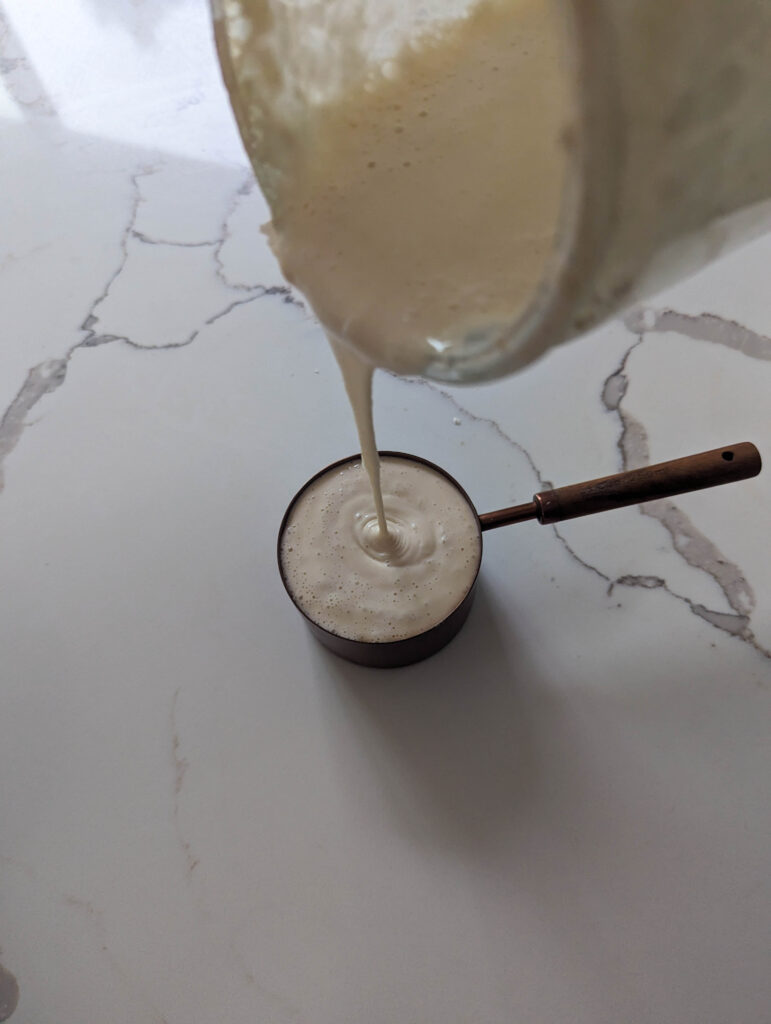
[278,442,761,668]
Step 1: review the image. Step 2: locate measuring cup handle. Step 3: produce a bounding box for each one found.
[534,442,761,525]
[528,440,757,524]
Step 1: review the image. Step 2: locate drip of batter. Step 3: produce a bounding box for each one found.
[330,338,388,543]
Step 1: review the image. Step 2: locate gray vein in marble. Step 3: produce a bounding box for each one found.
[610,575,752,642]
[0,165,305,495]
[411,378,548,490]
[64,895,169,1024]
[416,378,619,586]
[0,961,19,1022]
[79,164,157,344]
[211,173,306,309]
[605,328,768,659]
[213,174,258,293]
[610,574,666,592]
[225,934,303,1023]
[0,168,148,491]
[77,164,244,351]
[417,334,768,659]
[176,92,203,113]
[171,689,198,874]
[203,288,287,331]
[0,857,167,1024]
[132,230,221,249]
[692,605,752,637]
[554,534,612,585]
[0,8,56,117]
[645,495,755,618]
[0,359,68,490]
[625,307,771,360]
[167,700,300,1018]
[600,336,645,468]
[250,283,305,311]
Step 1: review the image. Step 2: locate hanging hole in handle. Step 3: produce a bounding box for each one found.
[722,450,734,461]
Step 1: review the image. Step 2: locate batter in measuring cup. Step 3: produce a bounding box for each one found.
[280,456,481,642]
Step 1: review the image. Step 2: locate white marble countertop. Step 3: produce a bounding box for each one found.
[1,3,769,1022]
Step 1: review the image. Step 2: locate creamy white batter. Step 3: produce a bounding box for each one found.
[218,0,569,632]
[330,337,388,538]
[280,457,481,643]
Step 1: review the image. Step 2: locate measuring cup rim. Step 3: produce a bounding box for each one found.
[277,451,483,666]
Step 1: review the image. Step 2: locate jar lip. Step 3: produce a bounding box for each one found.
[276,451,484,649]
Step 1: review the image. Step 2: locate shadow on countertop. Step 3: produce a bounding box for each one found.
[317,582,567,858]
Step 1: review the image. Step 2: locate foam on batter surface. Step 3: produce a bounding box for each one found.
[280,457,481,643]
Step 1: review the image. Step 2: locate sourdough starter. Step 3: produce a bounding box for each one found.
[219,0,568,637]
[280,457,481,643]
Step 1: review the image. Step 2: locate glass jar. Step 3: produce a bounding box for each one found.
[212,0,771,383]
